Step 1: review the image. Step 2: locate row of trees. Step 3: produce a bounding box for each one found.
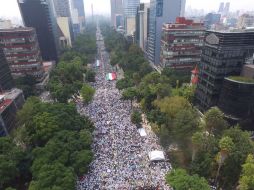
[48,24,96,103]
[1,97,94,189]
[102,22,254,189]
[0,25,97,190]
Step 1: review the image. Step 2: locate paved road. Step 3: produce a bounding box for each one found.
[77,26,172,190]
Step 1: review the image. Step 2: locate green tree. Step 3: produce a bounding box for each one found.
[154,96,191,120]
[131,110,142,126]
[172,85,196,103]
[28,163,76,190]
[14,75,37,99]
[85,69,96,82]
[71,150,93,176]
[172,109,199,144]
[80,84,95,104]
[219,127,254,189]
[27,112,60,146]
[239,154,254,190]
[203,107,228,136]
[0,137,24,189]
[122,87,138,108]
[215,136,234,185]
[166,169,210,190]
[116,77,134,90]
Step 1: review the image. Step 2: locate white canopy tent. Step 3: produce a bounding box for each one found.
[149,151,165,161]
[138,128,147,137]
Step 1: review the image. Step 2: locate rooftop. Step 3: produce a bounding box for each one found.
[0,88,23,100]
[0,27,34,33]
[208,27,254,33]
[227,76,254,83]
[0,99,12,113]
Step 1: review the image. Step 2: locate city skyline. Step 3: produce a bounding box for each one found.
[0,0,254,24]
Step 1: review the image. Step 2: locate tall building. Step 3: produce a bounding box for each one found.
[72,0,85,17]
[160,17,205,70]
[123,0,140,36]
[70,0,85,35]
[180,0,186,17]
[204,13,221,29]
[136,3,150,50]
[0,88,25,136]
[0,28,45,81]
[218,2,224,13]
[111,0,124,28]
[52,0,71,17]
[147,0,185,65]
[195,30,254,111]
[0,48,14,92]
[57,17,74,47]
[18,0,59,61]
[224,2,230,15]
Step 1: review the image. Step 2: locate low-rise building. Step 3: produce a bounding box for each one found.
[160,17,205,70]
[0,27,45,81]
[0,88,25,136]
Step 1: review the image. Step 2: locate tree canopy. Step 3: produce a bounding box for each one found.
[166,169,210,190]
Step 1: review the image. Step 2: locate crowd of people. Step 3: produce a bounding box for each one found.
[77,27,172,190]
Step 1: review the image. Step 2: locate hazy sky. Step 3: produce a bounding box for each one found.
[0,0,253,23]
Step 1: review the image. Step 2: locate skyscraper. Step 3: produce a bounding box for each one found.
[147,0,184,65]
[123,0,140,36]
[218,2,224,13]
[72,0,85,17]
[195,30,254,111]
[135,3,150,50]
[111,0,124,28]
[18,0,59,61]
[52,0,71,17]
[70,0,85,35]
[224,2,230,15]
[0,48,14,92]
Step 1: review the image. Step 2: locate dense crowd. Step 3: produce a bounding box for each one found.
[77,28,172,190]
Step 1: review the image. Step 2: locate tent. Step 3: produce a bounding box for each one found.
[149,151,165,161]
[138,128,147,137]
[106,72,117,81]
[96,60,100,67]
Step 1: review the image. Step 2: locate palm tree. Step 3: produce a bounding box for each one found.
[215,136,234,186]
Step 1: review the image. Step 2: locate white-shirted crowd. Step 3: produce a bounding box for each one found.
[76,27,172,190]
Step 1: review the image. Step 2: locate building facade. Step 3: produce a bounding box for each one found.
[217,77,254,124]
[18,0,59,61]
[0,28,45,81]
[136,3,150,50]
[0,88,25,136]
[123,0,140,36]
[237,14,254,29]
[57,17,74,48]
[147,0,185,65]
[160,17,205,70]
[195,30,254,111]
[111,0,124,28]
[0,48,14,92]
[52,0,71,17]
[70,0,85,36]
[0,19,13,29]
[204,13,221,29]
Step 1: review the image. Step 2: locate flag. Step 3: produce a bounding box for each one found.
[106,72,117,81]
